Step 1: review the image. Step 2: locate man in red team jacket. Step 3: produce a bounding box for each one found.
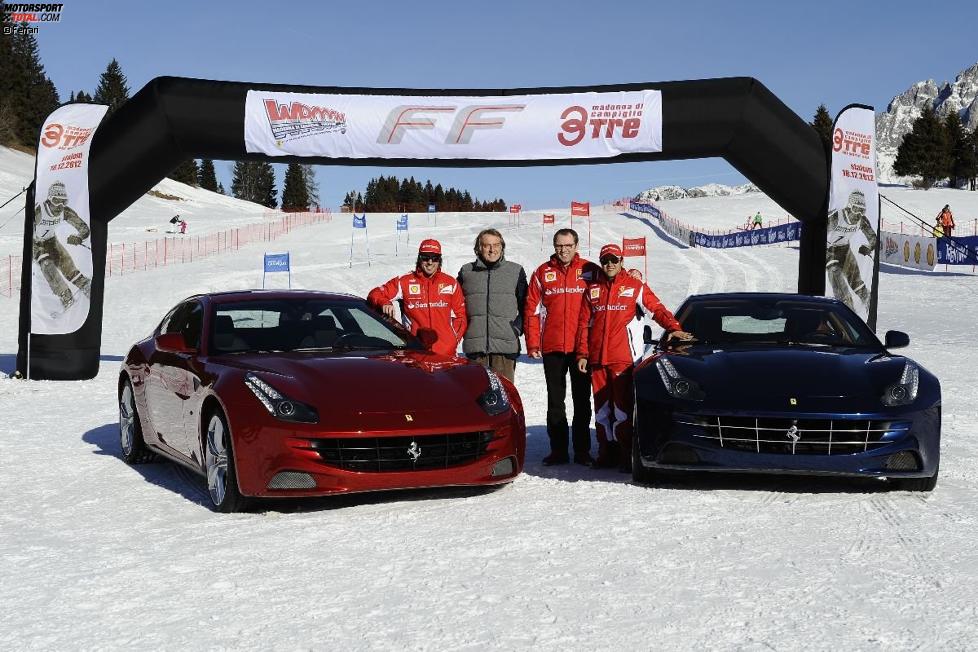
[525,228,601,466]
[367,239,466,357]
[576,244,693,471]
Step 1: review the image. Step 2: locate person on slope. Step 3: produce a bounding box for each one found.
[525,228,601,466]
[367,239,466,357]
[575,244,693,471]
[937,205,955,238]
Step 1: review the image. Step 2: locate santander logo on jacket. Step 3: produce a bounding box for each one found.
[367,270,466,357]
[575,272,681,365]
[524,253,601,354]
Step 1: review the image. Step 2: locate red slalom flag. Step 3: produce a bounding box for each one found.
[570,201,590,217]
[542,213,555,224]
[622,237,646,256]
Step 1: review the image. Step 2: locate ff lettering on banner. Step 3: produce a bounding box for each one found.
[245,90,663,160]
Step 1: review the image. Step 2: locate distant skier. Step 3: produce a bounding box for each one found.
[751,211,763,230]
[826,190,876,311]
[33,180,92,311]
[937,205,955,238]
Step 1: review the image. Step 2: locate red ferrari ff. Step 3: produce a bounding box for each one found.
[119,290,526,512]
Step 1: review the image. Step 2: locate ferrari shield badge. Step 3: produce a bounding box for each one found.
[789,398,798,406]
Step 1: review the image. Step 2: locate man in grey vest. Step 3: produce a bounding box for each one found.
[457,228,528,382]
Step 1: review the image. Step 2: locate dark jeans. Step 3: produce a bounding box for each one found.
[543,352,592,456]
[467,353,517,383]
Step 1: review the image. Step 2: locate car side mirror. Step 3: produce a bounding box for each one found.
[417,327,439,349]
[155,333,197,354]
[884,330,910,349]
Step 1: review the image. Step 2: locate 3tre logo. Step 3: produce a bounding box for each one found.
[558,105,642,146]
[41,123,95,150]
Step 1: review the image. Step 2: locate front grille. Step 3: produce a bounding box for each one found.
[674,413,910,455]
[306,431,494,472]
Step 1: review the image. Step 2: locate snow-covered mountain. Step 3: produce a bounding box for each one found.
[635,182,759,202]
[877,61,978,184]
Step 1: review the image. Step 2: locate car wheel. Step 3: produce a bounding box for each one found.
[204,409,247,513]
[119,377,156,464]
[631,433,656,485]
[896,466,939,492]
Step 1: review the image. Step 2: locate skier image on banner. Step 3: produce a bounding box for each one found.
[825,189,876,311]
[33,180,92,311]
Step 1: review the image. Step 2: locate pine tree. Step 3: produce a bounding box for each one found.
[169,159,199,185]
[75,90,92,103]
[217,181,226,195]
[281,162,310,211]
[198,159,219,191]
[231,161,277,207]
[894,106,949,188]
[93,58,130,115]
[0,25,60,146]
[811,104,833,154]
[963,128,978,191]
[300,164,320,209]
[945,113,969,189]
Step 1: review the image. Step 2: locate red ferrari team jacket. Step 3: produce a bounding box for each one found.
[575,272,681,366]
[524,254,600,355]
[367,270,467,357]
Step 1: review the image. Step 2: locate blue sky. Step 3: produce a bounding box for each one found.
[34,0,978,210]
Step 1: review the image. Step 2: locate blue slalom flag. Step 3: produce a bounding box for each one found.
[353,213,367,229]
[428,203,436,213]
[396,214,408,231]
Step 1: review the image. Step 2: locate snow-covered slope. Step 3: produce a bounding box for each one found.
[1,146,977,649]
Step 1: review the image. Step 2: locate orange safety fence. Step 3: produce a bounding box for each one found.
[1,209,332,299]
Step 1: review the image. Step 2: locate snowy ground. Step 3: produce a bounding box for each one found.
[1,147,977,649]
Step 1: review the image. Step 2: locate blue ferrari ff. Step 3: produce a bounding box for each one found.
[632,293,940,490]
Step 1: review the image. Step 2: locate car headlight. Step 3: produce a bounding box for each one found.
[477,368,511,416]
[655,357,705,401]
[244,373,319,423]
[881,361,919,407]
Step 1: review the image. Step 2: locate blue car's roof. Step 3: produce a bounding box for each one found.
[684,292,842,305]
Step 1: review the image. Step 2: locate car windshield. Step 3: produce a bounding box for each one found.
[674,299,881,349]
[209,298,420,354]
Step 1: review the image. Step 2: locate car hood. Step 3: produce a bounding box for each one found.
[213,350,494,427]
[660,345,903,400]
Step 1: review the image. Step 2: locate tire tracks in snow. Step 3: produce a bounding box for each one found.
[862,495,943,589]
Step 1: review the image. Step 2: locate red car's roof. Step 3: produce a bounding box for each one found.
[187,289,363,304]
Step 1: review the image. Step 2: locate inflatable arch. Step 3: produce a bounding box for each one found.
[18,76,829,379]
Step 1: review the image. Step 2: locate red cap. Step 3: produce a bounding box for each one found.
[599,244,622,260]
[419,239,442,255]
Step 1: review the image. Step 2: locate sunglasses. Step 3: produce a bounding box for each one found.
[419,254,442,263]
[600,256,621,265]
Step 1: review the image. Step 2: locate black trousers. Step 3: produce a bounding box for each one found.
[542,352,592,456]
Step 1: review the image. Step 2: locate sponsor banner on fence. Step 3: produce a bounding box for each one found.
[825,106,879,321]
[937,235,978,266]
[245,90,662,160]
[692,222,802,248]
[629,200,799,249]
[31,103,108,335]
[880,232,936,270]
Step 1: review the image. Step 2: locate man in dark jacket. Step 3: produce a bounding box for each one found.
[458,228,528,382]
